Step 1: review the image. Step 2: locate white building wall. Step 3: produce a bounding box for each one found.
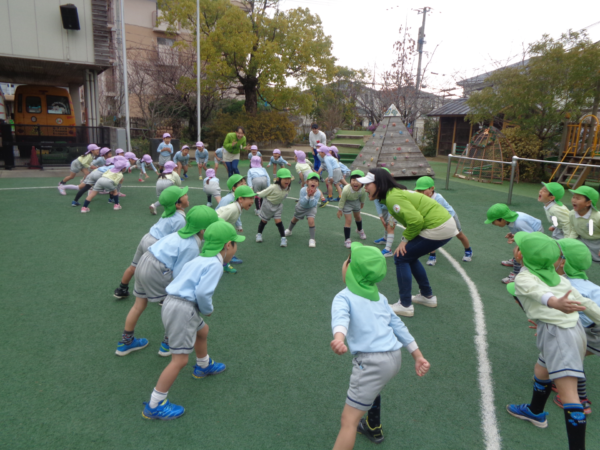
[123,0,157,28]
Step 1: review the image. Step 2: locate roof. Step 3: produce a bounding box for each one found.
[457,60,529,90]
[427,98,470,117]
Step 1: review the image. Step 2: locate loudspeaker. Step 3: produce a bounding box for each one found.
[60,4,80,30]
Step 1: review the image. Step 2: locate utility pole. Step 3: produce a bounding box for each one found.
[197,0,201,141]
[414,7,431,94]
[119,0,131,151]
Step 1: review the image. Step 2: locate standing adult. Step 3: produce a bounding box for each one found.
[308,123,326,173]
[222,126,247,177]
[358,169,458,318]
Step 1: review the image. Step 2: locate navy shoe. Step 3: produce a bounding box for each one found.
[357,418,384,444]
[115,337,148,356]
[373,237,386,245]
[192,358,226,378]
[142,400,184,420]
[230,256,243,264]
[506,403,548,428]
[184,173,188,178]
[108,198,115,204]
[332,197,340,202]
[71,201,80,207]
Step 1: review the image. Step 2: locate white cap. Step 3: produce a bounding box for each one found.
[356,172,375,184]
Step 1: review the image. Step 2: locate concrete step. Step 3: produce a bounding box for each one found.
[335,135,364,139]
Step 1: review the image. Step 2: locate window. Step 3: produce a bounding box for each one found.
[157,37,178,65]
[157,37,175,47]
[47,96,71,115]
[26,96,42,114]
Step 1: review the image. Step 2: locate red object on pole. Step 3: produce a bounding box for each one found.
[29,146,40,169]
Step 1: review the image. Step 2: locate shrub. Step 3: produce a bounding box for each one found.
[503,127,545,182]
[131,137,150,159]
[420,118,438,157]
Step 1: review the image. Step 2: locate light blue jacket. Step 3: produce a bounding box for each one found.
[214,147,224,159]
[149,233,201,278]
[568,277,600,328]
[216,193,242,229]
[508,212,543,233]
[324,155,340,176]
[247,151,262,159]
[374,199,388,216]
[433,192,455,217]
[98,165,112,173]
[91,156,106,167]
[339,162,350,174]
[157,142,174,157]
[298,186,322,209]
[173,151,190,165]
[247,167,270,187]
[195,148,209,161]
[137,160,157,175]
[149,210,186,240]
[268,156,289,167]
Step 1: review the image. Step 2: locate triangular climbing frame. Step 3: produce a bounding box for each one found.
[350,104,435,178]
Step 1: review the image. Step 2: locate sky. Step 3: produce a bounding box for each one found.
[281,0,600,97]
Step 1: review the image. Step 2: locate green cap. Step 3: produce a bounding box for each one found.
[569,186,599,211]
[227,174,244,191]
[514,231,561,287]
[382,167,391,174]
[277,168,292,179]
[415,176,435,191]
[159,186,188,218]
[559,238,591,280]
[541,182,565,206]
[351,170,365,177]
[506,282,516,296]
[306,173,320,182]
[200,220,246,257]
[484,203,519,224]
[177,205,219,239]
[234,185,256,200]
[345,242,386,302]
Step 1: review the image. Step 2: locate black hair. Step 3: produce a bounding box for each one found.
[235,126,245,133]
[158,172,169,179]
[370,168,406,201]
[275,177,291,191]
[306,177,320,185]
[350,174,361,181]
[233,180,245,189]
[311,123,318,129]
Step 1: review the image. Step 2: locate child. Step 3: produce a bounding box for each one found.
[213,145,223,174]
[216,185,255,273]
[320,146,344,201]
[137,154,158,182]
[247,144,262,160]
[256,168,291,247]
[505,232,600,450]
[337,170,367,249]
[173,145,190,179]
[149,161,181,215]
[92,147,111,168]
[309,123,326,173]
[80,156,127,213]
[331,146,350,186]
[157,133,173,170]
[415,176,473,265]
[294,150,314,187]
[538,182,572,240]
[115,148,125,156]
[284,172,323,248]
[58,144,100,194]
[124,151,139,175]
[330,243,430,448]
[565,186,600,262]
[116,206,219,358]
[195,141,209,180]
[203,168,222,207]
[373,168,397,257]
[71,157,114,207]
[216,174,247,267]
[485,203,543,283]
[141,221,244,420]
[247,155,270,215]
[114,186,189,299]
[267,149,291,178]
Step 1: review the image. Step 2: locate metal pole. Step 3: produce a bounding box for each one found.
[445,154,452,190]
[119,0,131,151]
[507,156,517,205]
[415,7,429,93]
[197,0,201,141]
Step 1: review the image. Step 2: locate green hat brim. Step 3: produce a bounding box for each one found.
[506,282,516,296]
[415,176,435,191]
[306,173,320,181]
[178,206,219,239]
[351,170,365,177]
[569,187,599,211]
[541,182,563,206]
[234,185,256,199]
[227,174,244,191]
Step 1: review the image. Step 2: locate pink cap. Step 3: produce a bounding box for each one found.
[100,147,111,156]
[251,156,262,168]
[316,143,323,148]
[86,144,100,154]
[317,146,330,153]
[105,157,115,165]
[124,152,138,160]
[196,141,203,147]
[273,149,281,155]
[206,168,215,178]
[329,145,339,155]
[294,150,306,163]
[250,145,258,150]
[163,161,177,173]
[114,155,127,162]
[142,154,152,163]
[110,159,128,173]
[181,145,189,151]
[115,148,124,155]
[163,133,171,139]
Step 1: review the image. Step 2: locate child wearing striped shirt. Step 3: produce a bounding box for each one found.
[337,170,367,249]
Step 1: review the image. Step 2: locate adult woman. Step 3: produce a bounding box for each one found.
[358,168,458,317]
[222,126,247,177]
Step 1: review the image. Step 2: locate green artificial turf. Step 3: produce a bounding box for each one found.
[334,131,373,136]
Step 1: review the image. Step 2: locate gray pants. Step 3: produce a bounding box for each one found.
[93,177,117,192]
[133,252,173,302]
[83,170,103,186]
[162,295,206,354]
[536,321,586,380]
[252,177,268,193]
[159,154,171,166]
[342,199,361,214]
[131,233,159,266]
[156,178,174,198]
[580,237,600,263]
[70,159,84,174]
[259,198,284,221]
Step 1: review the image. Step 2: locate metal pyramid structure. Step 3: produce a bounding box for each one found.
[350,104,435,178]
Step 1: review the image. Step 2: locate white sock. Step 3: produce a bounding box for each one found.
[63,185,79,190]
[149,388,168,409]
[197,354,210,368]
[153,201,160,208]
[385,233,395,251]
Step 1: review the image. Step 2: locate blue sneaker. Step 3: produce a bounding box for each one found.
[381,249,393,258]
[426,255,436,266]
[184,173,188,178]
[463,250,473,262]
[71,201,80,207]
[108,198,114,204]
[332,197,340,202]
[192,358,226,378]
[506,404,548,428]
[180,177,184,181]
[142,399,185,420]
[374,237,386,245]
[115,337,149,356]
[158,342,171,357]
[230,255,243,264]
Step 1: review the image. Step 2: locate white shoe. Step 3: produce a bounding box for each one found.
[199,176,203,180]
[149,204,157,215]
[308,239,316,248]
[58,185,66,195]
[357,229,367,240]
[280,237,287,247]
[254,210,260,216]
[391,302,414,317]
[412,293,437,308]
[256,233,263,243]
[344,239,352,249]
[207,202,212,207]
[285,229,292,237]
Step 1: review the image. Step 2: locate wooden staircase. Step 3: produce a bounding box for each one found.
[555,156,600,189]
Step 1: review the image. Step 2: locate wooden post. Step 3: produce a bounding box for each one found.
[558,113,571,161]
[468,122,473,144]
[451,118,457,152]
[436,118,441,156]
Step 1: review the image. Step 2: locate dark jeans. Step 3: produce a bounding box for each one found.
[312,148,321,172]
[394,235,452,307]
[225,159,240,177]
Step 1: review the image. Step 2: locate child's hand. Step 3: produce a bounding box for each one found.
[528,319,538,336]
[237,228,243,232]
[549,226,556,231]
[330,339,347,355]
[337,210,343,219]
[415,357,430,377]
[505,232,514,239]
[360,203,364,209]
[547,290,586,314]
[507,237,515,244]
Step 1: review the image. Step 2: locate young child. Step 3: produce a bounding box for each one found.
[141,221,244,421]
[247,144,262,160]
[115,148,125,156]
[321,146,344,201]
[216,174,247,268]
[195,141,209,180]
[114,186,189,299]
[505,232,600,450]
[149,161,181,215]
[247,155,270,215]
[203,168,222,207]
[80,156,127,213]
[285,173,325,248]
[565,186,600,262]
[157,133,173,170]
[415,176,473,265]
[124,151,139,173]
[538,182,572,240]
[92,147,111,168]
[330,243,430,448]
[256,168,291,247]
[213,145,223,174]
[294,150,314,187]
[267,149,291,178]
[137,154,158,182]
[331,146,349,186]
[337,170,367,249]
[58,144,100,194]
[485,203,543,283]
[373,168,397,257]
[173,145,190,179]
[71,157,114,207]
[116,206,219,358]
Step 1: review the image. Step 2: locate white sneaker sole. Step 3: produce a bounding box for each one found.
[506,406,548,428]
[158,350,172,357]
[115,341,149,356]
[412,299,437,308]
[393,308,414,317]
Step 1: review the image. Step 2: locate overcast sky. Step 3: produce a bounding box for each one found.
[282,0,600,97]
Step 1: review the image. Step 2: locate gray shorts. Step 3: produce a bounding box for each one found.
[552,227,565,240]
[259,198,284,221]
[162,295,206,355]
[204,185,221,197]
[536,321,586,380]
[70,159,84,174]
[156,178,174,197]
[132,233,159,267]
[332,168,343,184]
[346,349,402,411]
[579,238,600,263]
[342,199,362,214]
[452,213,462,232]
[159,154,171,166]
[381,209,398,226]
[213,158,220,165]
[133,252,173,302]
[93,177,117,192]
[584,325,600,356]
[299,169,312,180]
[252,177,268,193]
[84,171,103,186]
[196,157,207,166]
[294,204,317,220]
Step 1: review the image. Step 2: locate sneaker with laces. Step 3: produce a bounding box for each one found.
[142,399,185,420]
[502,273,516,284]
[256,233,263,243]
[308,239,316,248]
[381,249,393,258]
[199,176,203,180]
[463,250,473,262]
[357,230,367,240]
[58,185,66,195]
[426,255,436,266]
[506,404,548,428]
[319,199,329,208]
[71,201,80,207]
[223,264,237,274]
[280,237,287,247]
[113,287,129,299]
[357,418,384,444]
[81,207,90,213]
[115,337,149,356]
[344,239,352,249]
[501,258,515,267]
[149,204,157,215]
[412,293,437,308]
[390,302,414,317]
[230,256,243,264]
[114,204,122,210]
[284,229,292,237]
[158,342,171,357]
[192,358,226,378]
[118,193,126,197]
[374,237,386,245]
[554,395,592,414]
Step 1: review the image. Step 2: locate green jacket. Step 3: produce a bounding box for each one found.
[384,189,451,241]
[223,132,247,155]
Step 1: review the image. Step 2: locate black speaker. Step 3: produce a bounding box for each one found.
[60,4,80,30]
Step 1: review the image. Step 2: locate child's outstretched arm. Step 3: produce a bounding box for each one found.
[331,332,347,355]
[331,293,350,354]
